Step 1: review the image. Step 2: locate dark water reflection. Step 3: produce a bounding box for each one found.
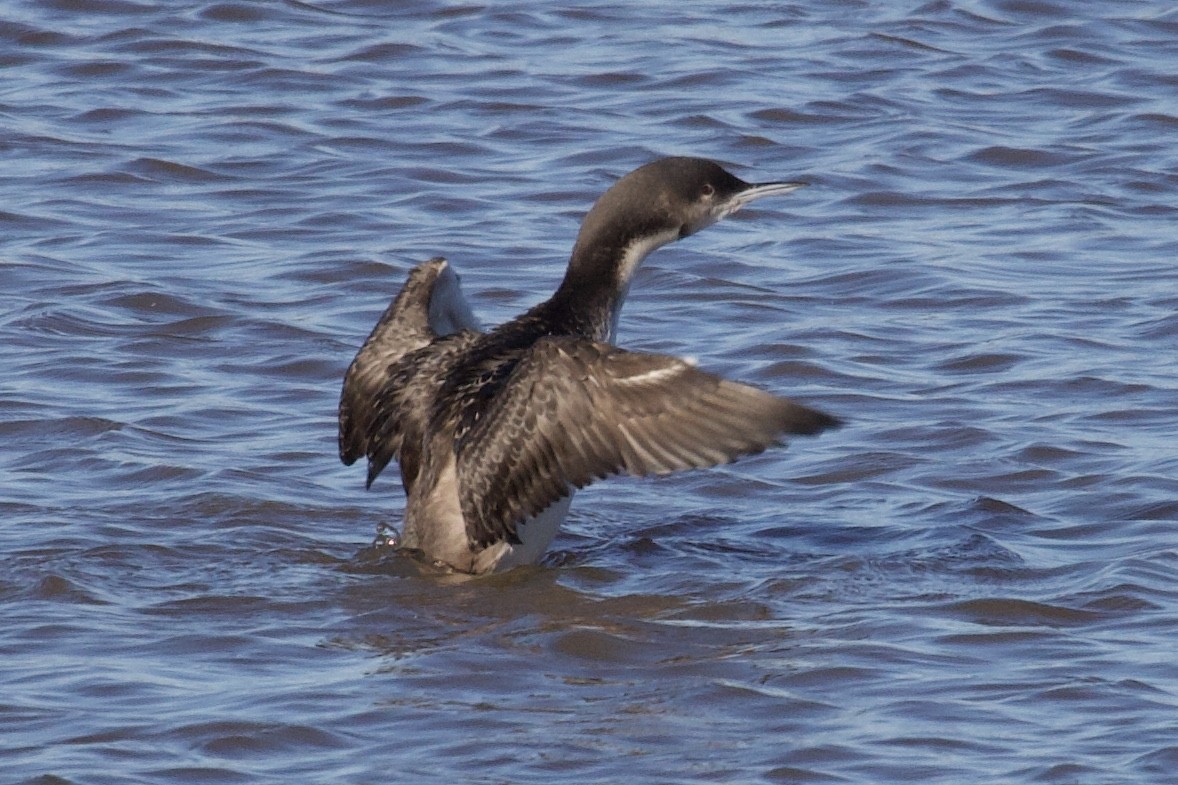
[4,1,1178,783]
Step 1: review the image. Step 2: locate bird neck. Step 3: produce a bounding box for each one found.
[550,227,679,341]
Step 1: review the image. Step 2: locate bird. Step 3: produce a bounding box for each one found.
[339,156,840,574]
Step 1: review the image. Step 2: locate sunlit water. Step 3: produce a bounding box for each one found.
[3,1,1177,783]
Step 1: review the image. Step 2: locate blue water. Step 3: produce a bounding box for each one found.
[3,1,1177,783]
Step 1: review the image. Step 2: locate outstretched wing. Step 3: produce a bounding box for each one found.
[362,330,481,489]
[338,258,478,467]
[456,337,840,546]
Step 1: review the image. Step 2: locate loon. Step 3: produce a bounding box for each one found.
[339,157,840,574]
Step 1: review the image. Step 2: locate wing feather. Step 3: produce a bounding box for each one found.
[363,330,481,489]
[339,259,450,466]
[457,337,840,546]
[339,258,481,492]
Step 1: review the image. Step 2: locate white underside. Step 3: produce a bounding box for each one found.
[490,491,574,571]
[410,465,574,574]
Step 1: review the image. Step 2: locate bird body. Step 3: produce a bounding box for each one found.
[339,157,839,573]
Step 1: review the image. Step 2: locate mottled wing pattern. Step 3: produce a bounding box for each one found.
[456,336,840,547]
[363,329,482,490]
[338,258,446,467]
[359,358,426,489]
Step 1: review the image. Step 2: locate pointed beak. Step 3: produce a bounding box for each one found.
[715,180,806,221]
[731,180,806,209]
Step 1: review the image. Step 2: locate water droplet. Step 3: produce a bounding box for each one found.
[373,521,401,549]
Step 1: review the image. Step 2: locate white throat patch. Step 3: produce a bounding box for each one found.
[615,227,680,288]
[608,227,680,343]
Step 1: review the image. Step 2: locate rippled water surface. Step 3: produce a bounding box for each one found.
[4,1,1178,782]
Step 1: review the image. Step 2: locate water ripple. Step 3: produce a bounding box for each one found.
[2,1,1176,783]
